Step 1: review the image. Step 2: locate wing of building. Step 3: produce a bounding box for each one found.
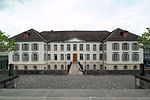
[9,28,143,70]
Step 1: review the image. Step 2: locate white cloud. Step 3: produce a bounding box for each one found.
[0,0,150,36]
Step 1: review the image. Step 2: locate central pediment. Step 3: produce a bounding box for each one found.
[65,37,85,43]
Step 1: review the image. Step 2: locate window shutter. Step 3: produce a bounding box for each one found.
[122,43,124,50]
[22,44,24,50]
[22,54,24,61]
[127,54,129,61]
[117,44,119,50]
[122,54,124,61]
[37,54,39,61]
[117,54,119,61]
[112,43,114,50]
[32,44,33,51]
[137,54,139,61]
[112,54,114,61]
[127,43,129,50]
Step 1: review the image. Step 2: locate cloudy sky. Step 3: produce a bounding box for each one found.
[0,0,150,37]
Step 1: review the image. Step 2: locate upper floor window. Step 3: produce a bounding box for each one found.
[60,44,64,51]
[60,54,64,60]
[54,44,57,51]
[48,45,51,51]
[48,54,51,60]
[14,44,20,51]
[103,44,107,51]
[122,53,129,61]
[79,44,83,51]
[67,44,71,51]
[132,43,139,50]
[86,54,90,60]
[54,54,57,60]
[22,44,29,51]
[80,54,83,60]
[112,43,119,50]
[93,44,96,51]
[73,44,77,51]
[44,44,47,51]
[99,54,103,60]
[32,53,38,61]
[32,43,38,51]
[132,53,139,61]
[22,53,29,61]
[86,44,90,51]
[67,54,71,60]
[104,52,107,61]
[13,53,19,61]
[93,54,96,60]
[44,53,47,61]
[112,53,119,61]
[122,43,129,50]
[99,44,103,51]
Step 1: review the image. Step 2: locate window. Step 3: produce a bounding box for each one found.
[112,53,119,61]
[93,54,96,60]
[114,65,118,70]
[13,53,19,61]
[60,44,64,51]
[33,66,37,70]
[132,53,139,61]
[100,65,103,69]
[67,44,70,51]
[48,54,51,60]
[47,65,50,69]
[112,43,119,50]
[32,43,38,51]
[54,54,57,60]
[44,53,47,61]
[86,54,90,60]
[48,45,51,51]
[133,65,137,70]
[79,44,83,51]
[61,65,64,69]
[15,66,18,70]
[24,66,28,70]
[122,43,129,50]
[132,43,138,50]
[22,53,29,61]
[99,44,103,51]
[122,53,129,61]
[44,44,47,51]
[14,44,20,51]
[80,54,83,60]
[93,44,96,51]
[67,54,70,60]
[61,54,64,60]
[124,65,128,70]
[99,54,103,60]
[73,44,77,51]
[86,44,90,51]
[54,65,57,69]
[104,53,107,61]
[103,44,107,51]
[22,44,29,51]
[54,45,57,51]
[86,64,89,69]
[32,53,38,61]
[93,64,96,69]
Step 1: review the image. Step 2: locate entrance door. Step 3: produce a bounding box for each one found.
[73,54,77,62]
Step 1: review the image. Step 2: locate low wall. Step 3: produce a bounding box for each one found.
[83,70,150,75]
[14,70,68,75]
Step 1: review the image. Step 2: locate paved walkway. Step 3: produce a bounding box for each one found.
[0,89,150,100]
[17,75,135,89]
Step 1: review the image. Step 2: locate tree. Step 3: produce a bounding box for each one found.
[138,27,150,49]
[0,30,17,52]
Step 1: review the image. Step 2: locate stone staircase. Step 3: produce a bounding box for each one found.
[69,62,83,75]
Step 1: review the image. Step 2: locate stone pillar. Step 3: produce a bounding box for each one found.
[140,63,145,76]
[9,64,14,76]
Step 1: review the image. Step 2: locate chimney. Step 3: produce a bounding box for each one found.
[24,33,28,38]
[123,30,128,38]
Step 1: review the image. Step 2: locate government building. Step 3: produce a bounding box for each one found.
[9,28,143,70]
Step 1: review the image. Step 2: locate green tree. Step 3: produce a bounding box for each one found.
[138,27,150,49]
[0,30,17,52]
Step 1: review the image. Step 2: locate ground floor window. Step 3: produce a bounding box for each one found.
[100,64,103,69]
[47,65,50,69]
[133,65,137,70]
[61,65,64,69]
[114,65,118,70]
[54,65,57,69]
[124,65,128,70]
[24,66,28,70]
[93,64,96,69]
[33,66,37,70]
[86,64,89,69]
[15,66,18,70]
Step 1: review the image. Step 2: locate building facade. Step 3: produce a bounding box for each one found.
[9,28,143,70]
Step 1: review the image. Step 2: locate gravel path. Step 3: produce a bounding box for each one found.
[16,75,135,89]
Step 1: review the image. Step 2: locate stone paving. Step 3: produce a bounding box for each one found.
[16,75,135,89]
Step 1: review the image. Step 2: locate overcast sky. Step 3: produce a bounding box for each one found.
[0,0,150,37]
